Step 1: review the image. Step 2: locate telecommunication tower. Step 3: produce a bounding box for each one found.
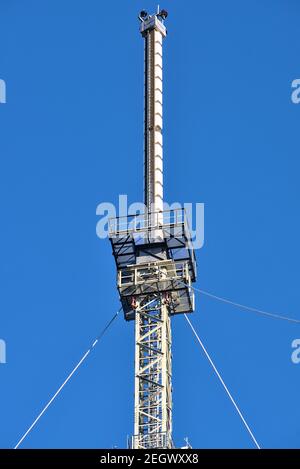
[109,9,197,449]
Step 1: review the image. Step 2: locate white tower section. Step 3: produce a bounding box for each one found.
[141,13,166,216]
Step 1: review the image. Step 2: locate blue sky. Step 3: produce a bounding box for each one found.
[1,0,300,449]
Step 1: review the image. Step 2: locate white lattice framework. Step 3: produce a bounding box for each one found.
[133,296,172,449]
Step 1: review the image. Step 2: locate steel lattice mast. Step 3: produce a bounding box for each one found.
[109,9,197,449]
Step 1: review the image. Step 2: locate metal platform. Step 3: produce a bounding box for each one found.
[117,259,194,319]
[109,209,197,320]
[109,208,196,276]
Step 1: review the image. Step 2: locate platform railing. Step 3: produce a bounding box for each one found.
[109,208,197,281]
[118,260,190,288]
[108,208,187,237]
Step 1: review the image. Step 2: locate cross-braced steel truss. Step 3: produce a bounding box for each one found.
[132,295,173,449]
